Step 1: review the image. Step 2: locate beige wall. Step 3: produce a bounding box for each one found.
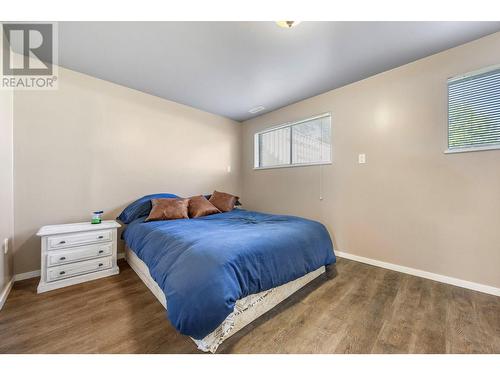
[13,67,241,274]
[242,32,500,289]
[0,88,14,296]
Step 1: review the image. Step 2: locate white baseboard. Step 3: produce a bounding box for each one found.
[0,277,14,310]
[14,253,125,282]
[10,251,498,298]
[14,269,41,282]
[335,251,500,297]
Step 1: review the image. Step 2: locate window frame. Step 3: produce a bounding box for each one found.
[445,64,500,154]
[253,112,332,170]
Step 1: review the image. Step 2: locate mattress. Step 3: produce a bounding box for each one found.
[125,246,325,352]
[122,209,335,339]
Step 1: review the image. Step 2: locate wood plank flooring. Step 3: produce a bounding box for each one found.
[1,258,499,354]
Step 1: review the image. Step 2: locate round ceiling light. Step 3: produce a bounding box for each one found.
[276,21,301,29]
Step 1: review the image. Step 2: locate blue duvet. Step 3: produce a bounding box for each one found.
[123,209,335,339]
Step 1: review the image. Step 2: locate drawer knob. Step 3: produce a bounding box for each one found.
[98,263,103,267]
[59,256,66,261]
[59,240,66,244]
[59,271,65,275]
[98,235,104,239]
[98,250,104,254]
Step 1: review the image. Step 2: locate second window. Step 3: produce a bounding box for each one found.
[254,113,332,169]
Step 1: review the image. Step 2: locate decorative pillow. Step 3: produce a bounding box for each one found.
[208,191,240,212]
[188,195,220,218]
[144,198,190,222]
[204,194,242,206]
[117,193,179,224]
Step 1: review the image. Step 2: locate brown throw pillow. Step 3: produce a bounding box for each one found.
[188,195,220,218]
[208,190,239,212]
[145,198,189,222]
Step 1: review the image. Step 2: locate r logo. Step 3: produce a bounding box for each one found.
[2,23,53,76]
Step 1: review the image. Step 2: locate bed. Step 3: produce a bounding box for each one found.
[120,203,336,353]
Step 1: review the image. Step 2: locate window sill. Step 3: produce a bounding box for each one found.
[253,161,332,170]
[444,145,500,154]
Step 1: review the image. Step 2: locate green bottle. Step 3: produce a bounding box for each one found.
[91,211,103,224]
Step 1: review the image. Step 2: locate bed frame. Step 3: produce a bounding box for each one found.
[125,246,329,352]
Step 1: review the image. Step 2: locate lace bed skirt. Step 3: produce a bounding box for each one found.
[125,246,325,353]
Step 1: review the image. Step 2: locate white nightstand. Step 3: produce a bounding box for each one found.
[37,220,121,293]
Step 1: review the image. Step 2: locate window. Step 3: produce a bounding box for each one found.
[447,66,500,153]
[254,113,331,168]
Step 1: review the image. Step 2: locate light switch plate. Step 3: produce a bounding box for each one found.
[358,154,366,164]
[3,238,8,254]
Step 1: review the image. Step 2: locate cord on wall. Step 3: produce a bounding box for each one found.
[319,164,324,201]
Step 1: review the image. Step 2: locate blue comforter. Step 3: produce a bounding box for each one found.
[123,209,335,339]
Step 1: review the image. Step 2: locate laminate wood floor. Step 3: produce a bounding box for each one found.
[1,258,499,354]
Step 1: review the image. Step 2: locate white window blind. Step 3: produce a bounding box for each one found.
[254,114,331,168]
[448,66,500,152]
[258,127,291,167]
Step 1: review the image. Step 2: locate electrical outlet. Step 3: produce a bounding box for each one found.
[3,238,8,254]
[358,154,366,164]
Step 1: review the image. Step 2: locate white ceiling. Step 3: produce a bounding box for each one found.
[57,22,500,121]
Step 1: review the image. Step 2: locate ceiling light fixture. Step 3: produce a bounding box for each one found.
[276,21,301,29]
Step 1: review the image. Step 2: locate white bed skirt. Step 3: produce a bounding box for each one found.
[125,246,325,353]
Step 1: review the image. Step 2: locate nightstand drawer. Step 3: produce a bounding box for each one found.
[47,243,113,267]
[47,230,112,250]
[47,256,113,282]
